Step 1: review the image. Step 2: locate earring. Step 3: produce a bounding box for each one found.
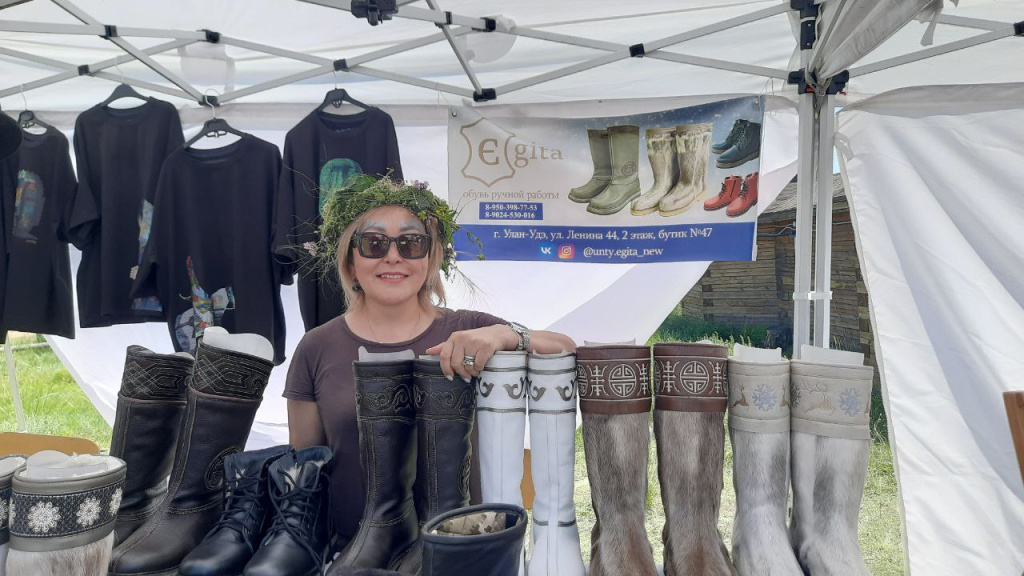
[423,282,434,291]
[353,282,363,293]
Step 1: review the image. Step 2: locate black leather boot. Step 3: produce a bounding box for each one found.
[245,445,333,576]
[330,360,419,573]
[179,445,291,576]
[110,345,194,546]
[108,342,273,576]
[421,504,527,576]
[397,358,476,574]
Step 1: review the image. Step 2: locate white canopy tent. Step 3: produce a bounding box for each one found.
[2,1,1024,574]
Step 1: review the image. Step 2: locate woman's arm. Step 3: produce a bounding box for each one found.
[288,399,328,449]
[426,324,577,381]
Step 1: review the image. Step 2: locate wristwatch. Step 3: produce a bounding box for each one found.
[507,322,531,352]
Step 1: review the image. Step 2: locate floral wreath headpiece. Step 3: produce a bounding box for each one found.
[306,173,483,280]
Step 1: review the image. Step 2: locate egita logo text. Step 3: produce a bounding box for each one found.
[459,118,562,187]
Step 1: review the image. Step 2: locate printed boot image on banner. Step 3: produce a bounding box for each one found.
[331,360,419,573]
[652,342,736,576]
[421,503,528,576]
[789,351,874,576]
[713,120,762,169]
[631,128,679,216]
[0,456,28,576]
[398,357,477,574]
[703,176,742,213]
[576,345,658,576]
[568,129,611,203]
[107,331,274,576]
[727,353,802,576]
[7,453,126,576]
[476,352,528,576]
[178,444,290,576]
[526,352,585,576]
[587,125,641,216]
[727,172,758,218]
[658,124,713,217]
[109,346,194,546]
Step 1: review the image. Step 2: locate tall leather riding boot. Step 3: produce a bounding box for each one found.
[476,352,527,576]
[110,346,194,546]
[588,125,641,215]
[576,345,658,576]
[331,360,418,573]
[245,446,334,576]
[659,123,713,217]
[568,129,611,203]
[728,358,802,576]
[632,127,679,216]
[398,358,477,574]
[526,352,585,576]
[178,445,291,576]
[108,340,273,576]
[652,342,736,576]
[421,504,528,576]
[789,354,874,576]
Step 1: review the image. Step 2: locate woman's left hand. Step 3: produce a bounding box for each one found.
[425,324,517,381]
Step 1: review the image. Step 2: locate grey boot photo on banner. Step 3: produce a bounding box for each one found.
[587,125,641,215]
[525,352,586,576]
[652,342,736,576]
[659,123,713,217]
[108,333,274,576]
[476,352,528,576]
[331,360,419,573]
[631,127,679,216]
[576,345,658,576]
[727,351,802,576]
[109,346,194,546]
[568,129,611,203]
[789,350,874,576]
[421,503,528,576]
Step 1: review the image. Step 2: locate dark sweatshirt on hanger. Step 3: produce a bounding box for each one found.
[2,127,76,338]
[273,107,402,331]
[66,99,183,327]
[132,134,287,364]
[0,143,18,343]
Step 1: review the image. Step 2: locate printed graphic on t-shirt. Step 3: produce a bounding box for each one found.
[175,256,235,354]
[318,158,363,214]
[132,200,163,312]
[14,169,45,242]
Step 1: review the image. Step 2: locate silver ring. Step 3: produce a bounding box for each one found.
[462,355,476,366]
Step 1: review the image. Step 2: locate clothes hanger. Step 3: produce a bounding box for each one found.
[18,85,54,135]
[185,92,245,148]
[100,59,150,108]
[320,71,370,111]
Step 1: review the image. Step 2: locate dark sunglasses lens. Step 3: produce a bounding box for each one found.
[358,233,390,258]
[396,234,430,259]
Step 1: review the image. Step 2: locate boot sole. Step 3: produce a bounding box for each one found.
[715,150,759,169]
[659,192,705,217]
[587,192,641,216]
[568,194,597,203]
[727,200,757,218]
[703,202,729,211]
[631,204,660,216]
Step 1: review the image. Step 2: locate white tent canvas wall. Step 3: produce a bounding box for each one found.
[2,1,1024,574]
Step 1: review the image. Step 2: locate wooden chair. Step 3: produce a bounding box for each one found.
[1005,392,1024,486]
[0,432,100,457]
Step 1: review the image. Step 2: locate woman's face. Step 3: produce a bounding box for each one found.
[350,205,430,308]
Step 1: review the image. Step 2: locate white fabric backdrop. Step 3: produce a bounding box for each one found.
[836,83,1024,576]
[44,95,798,448]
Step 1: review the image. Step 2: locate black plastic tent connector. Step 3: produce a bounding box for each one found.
[201,94,219,107]
[1015,21,1024,36]
[473,88,496,102]
[101,25,118,39]
[78,64,90,76]
[790,0,819,19]
[826,70,849,95]
[476,17,497,32]
[630,43,645,57]
[202,29,221,43]
[334,59,349,71]
[787,69,813,94]
[435,11,453,28]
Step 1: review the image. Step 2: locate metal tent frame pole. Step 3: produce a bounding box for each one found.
[813,92,836,348]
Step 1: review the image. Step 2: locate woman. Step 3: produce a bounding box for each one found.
[283,176,575,552]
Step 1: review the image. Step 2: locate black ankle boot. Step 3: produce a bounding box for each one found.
[179,445,291,576]
[330,361,419,573]
[108,342,273,576]
[245,445,333,576]
[421,504,527,576]
[110,346,194,545]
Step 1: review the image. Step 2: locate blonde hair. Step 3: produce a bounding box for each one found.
[337,205,447,313]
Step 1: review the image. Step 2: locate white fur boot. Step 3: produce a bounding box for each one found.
[727,349,802,576]
[526,352,586,576]
[789,348,874,576]
[477,351,528,576]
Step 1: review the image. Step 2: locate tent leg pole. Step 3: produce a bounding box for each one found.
[793,91,817,359]
[813,93,836,348]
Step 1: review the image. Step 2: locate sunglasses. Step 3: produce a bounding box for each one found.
[352,232,432,259]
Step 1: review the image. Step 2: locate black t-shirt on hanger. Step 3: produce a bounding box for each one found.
[132,134,287,364]
[273,107,403,331]
[2,127,76,338]
[0,138,19,343]
[66,99,183,327]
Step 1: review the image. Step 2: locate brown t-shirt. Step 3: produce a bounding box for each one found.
[283,307,505,544]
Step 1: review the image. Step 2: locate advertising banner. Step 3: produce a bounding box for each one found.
[448,96,764,263]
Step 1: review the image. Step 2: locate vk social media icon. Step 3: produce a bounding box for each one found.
[539,243,555,258]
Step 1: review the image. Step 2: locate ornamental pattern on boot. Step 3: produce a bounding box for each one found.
[10,479,123,541]
[76,497,101,527]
